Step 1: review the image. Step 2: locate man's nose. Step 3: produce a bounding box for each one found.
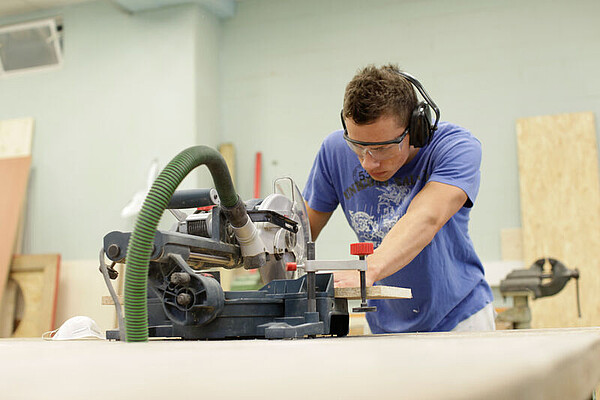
[360,151,380,170]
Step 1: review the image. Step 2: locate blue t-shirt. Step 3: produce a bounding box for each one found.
[303,121,493,333]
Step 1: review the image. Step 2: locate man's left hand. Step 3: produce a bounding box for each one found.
[333,270,375,288]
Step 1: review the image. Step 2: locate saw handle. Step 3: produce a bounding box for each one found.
[167,188,220,209]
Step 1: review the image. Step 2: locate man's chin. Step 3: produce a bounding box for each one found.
[368,171,391,181]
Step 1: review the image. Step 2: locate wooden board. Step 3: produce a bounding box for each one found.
[10,254,60,337]
[218,143,236,186]
[0,156,32,305]
[0,118,34,159]
[103,284,412,306]
[516,111,600,328]
[1,328,599,400]
[0,278,18,337]
[334,285,412,300]
[500,227,523,261]
[55,259,122,333]
[0,117,34,314]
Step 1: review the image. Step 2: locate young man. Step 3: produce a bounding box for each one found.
[303,64,495,333]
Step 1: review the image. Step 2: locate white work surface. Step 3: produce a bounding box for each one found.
[1,328,599,400]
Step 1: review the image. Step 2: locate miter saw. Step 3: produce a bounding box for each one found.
[100,146,377,341]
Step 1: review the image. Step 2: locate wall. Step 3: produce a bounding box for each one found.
[0,1,222,260]
[220,0,600,261]
[2,0,600,328]
[0,0,222,330]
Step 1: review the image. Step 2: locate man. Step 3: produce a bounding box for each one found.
[303,64,495,333]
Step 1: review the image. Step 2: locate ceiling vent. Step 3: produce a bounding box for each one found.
[0,17,63,77]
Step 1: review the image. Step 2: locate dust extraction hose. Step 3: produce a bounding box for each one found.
[123,145,239,342]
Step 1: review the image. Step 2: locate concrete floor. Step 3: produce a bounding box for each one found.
[1,328,599,400]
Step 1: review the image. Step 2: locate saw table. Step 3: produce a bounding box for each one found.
[1,328,599,400]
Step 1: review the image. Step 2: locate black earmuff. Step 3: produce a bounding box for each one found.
[396,71,440,148]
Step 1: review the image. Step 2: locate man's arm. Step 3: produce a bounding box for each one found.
[305,202,333,241]
[333,181,468,287]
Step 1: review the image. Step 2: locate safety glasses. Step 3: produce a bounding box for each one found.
[341,111,409,161]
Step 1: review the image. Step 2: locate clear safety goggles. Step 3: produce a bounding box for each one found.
[341,111,409,161]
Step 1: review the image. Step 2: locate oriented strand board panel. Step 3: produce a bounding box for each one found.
[0,118,34,159]
[516,111,600,328]
[10,254,60,337]
[500,227,523,261]
[0,156,32,305]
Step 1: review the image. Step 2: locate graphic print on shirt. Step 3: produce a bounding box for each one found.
[348,181,412,246]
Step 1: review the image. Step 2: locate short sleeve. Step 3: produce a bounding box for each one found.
[427,132,481,208]
[302,137,340,212]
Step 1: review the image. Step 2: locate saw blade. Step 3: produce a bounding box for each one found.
[256,178,311,283]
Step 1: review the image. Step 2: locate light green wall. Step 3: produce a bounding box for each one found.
[220,0,600,260]
[0,1,221,259]
[2,0,599,263]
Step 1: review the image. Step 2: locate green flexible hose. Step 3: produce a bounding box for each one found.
[124,145,238,342]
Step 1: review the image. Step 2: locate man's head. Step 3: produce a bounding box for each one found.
[342,64,419,182]
[343,64,417,129]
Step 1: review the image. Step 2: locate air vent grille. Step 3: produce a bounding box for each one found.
[0,18,63,77]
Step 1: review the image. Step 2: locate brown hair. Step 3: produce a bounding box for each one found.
[343,64,417,128]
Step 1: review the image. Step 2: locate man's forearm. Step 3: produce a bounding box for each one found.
[366,181,468,284]
[367,209,440,283]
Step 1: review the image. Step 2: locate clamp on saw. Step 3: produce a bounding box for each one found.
[99,146,386,341]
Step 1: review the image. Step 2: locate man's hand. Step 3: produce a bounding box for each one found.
[333,269,376,288]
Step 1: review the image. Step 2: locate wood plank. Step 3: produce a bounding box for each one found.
[56,259,122,333]
[500,227,523,261]
[0,279,18,337]
[102,284,413,306]
[516,111,600,328]
[1,328,600,400]
[0,156,31,305]
[102,295,119,306]
[218,142,236,186]
[335,285,412,300]
[0,118,34,159]
[10,254,60,337]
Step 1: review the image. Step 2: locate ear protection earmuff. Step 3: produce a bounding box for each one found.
[395,71,440,148]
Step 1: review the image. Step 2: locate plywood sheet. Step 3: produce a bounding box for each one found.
[516,111,600,328]
[500,227,523,261]
[10,254,60,337]
[0,156,31,304]
[218,143,236,186]
[0,118,34,159]
[56,259,123,333]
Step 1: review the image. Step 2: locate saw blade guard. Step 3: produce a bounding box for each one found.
[255,177,311,283]
[274,176,311,259]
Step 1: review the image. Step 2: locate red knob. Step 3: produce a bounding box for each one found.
[286,262,297,272]
[350,242,374,256]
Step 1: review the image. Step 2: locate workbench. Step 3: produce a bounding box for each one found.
[1,328,599,399]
